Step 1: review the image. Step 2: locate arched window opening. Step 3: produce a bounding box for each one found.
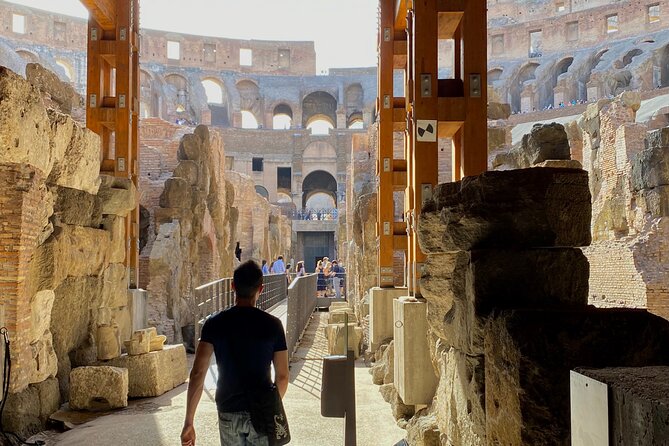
[488,68,503,85]
[55,60,73,82]
[273,103,293,129]
[307,118,334,135]
[302,91,337,128]
[241,110,259,129]
[301,170,337,209]
[557,57,574,76]
[201,78,224,104]
[276,192,292,204]
[621,49,643,68]
[306,192,335,209]
[255,185,269,200]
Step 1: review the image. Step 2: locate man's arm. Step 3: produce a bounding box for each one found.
[181,341,213,445]
[273,349,289,398]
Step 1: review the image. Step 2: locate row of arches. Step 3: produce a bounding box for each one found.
[142,70,366,132]
[489,43,669,112]
[254,170,339,209]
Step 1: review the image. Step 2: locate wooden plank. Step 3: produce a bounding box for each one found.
[437,12,463,39]
[394,0,409,33]
[79,0,116,31]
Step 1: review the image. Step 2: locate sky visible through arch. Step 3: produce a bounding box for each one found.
[8,0,378,73]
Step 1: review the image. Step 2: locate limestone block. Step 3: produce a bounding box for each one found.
[487,102,511,120]
[28,336,58,384]
[159,177,193,209]
[30,290,55,344]
[0,377,60,439]
[330,302,350,311]
[329,308,357,324]
[97,175,137,217]
[405,411,442,446]
[102,344,188,397]
[53,186,102,227]
[419,168,592,252]
[535,159,583,169]
[393,299,438,406]
[48,121,101,194]
[520,123,571,165]
[644,127,669,150]
[379,383,415,421]
[97,325,121,361]
[124,329,151,356]
[150,335,167,352]
[325,323,363,358]
[102,216,126,264]
[0,67,51,176]
[177,132,203,161]
[26,63,81,114]
[576,366,669,444]
[371,340,394,385]
[69,366,128,410]
[631,143,669,191]
[369,287,408,352]
[101,263,128,309]
[173,160,199,185]
[484,309,669,446]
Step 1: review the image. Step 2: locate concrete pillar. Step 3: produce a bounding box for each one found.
[369,287,408,352]
[393,297,438,406]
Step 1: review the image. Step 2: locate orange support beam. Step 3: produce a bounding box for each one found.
[84,0,140,287]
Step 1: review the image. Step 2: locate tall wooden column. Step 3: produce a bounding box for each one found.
[83,0,140,287]
[383,0,488,296]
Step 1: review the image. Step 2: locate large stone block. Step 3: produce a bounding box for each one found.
[48,118,101,194]
[97,175,137,216]
[487,102,511,120]
[101,344,187,397]
[26,63,81,114]
[173,160,199,185]
[325,323,363,358]
[369,287,408,352]
[0,67,51,175]
[484,309,669,446]
[0,377,60,439]
[631,142,669,191]
[159,177,193,209]
[520,123,571,165]
[576,366,669,445]
[419,168,592,252]
[53,186,102,227]
[69,366,128,410]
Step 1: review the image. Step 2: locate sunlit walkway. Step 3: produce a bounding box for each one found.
[30,303,404,445]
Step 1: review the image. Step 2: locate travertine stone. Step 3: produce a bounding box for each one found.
[47,118,101,194]
[485,309,669,446]
[97,175,137,216]
[53,186,102,227]
[370,340,394,385]
[173,160,199,185]
[487,102,511,120]
[405,411,442,446]
[631,141,669,192]
[325,323,363,358]
[69,366,128,410]
[379,383,415,421]
[159,177,193,209]
[0,377,60,439]
[149,335,167,352]
[96,324,121,361]
[419,168,592,252]
[576,366,669,445]
[328,308,357,324]
[26,63,81,114]
[369,287,408,352]
[535,159,583,169]
[520,123,571,165]
[102,344,188,398]
[124,329,151,356]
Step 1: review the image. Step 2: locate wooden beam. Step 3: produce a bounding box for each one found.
[79,0,116,31]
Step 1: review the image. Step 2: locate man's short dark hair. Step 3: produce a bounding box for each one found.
[234,260,263,299]
[277,255,283,260]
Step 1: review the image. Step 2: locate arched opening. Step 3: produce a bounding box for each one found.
[301,170,337,209]
[584,49,609,99]
[307,115,335,135]
[488,68,503,85]
[302,91,337,129]
[556,57,574,76]
[660,45,669,88]
[276,192,292,204]
[273,103,293,129]
[15,49,38,63]
[140,101,150,118]
[255,185,269,200]
[165,73,189,112]
[55,59,74,82]
[345,83,364,125]
[347,112,364,129]
[236,80,262,126]
[201,78,224,104]
[241,111,259,129]
[510,63,539,113]
[550,57,574,107]
[306,192,336,209]
[621,49,643,68]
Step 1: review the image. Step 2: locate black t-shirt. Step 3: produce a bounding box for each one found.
[200,306,287,413]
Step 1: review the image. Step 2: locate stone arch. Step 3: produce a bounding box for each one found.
[15,49,39,63]
[202,77,229,126]
[347,111,364,129]
[345,83,364,121]
[584,49,610,100]
[302,140,337,181]
[301,170,338,208]
[164,73,189,111]
[276,192,292,203]
[302,91,337,128]
[273,103,293,129]
[55,58,74,82]
[510,63,539,113]
[139,70,155,117]
[620,49,643,68]
[488,68,503,85]
[236,79,262,120]
[255,185,269,200]
[550,57,574,106]
[241,110,259,129]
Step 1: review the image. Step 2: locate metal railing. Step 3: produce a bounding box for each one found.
[194,273,288,342]
[291,208,339,221]
[286,273,318,357]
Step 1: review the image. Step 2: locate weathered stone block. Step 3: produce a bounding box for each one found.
[53,186,102,227]
[69,366,128,410]
[97,175,137,216]
[645,127,669,150]
[0,377,60,439]
[419,168,592,252]
[379,383,415,421]
[325,323,363,358]
[521,123,571,164]
[485,309,669,446]
[370,340,395,385]
[26,63,81,114]
[101,344,188,398]
[102,215,126,264]
[124,329,151,355]
[0,67,51,176]
[159,177,193,209]
[173,160,199,185]
[369,287,408,352]
[97,325,121,361]
[576,366,669,445]
[631,144,669,191]
[487,102,511,120]
[48,119,101,194]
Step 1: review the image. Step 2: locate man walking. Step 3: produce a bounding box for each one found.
[181,260,289,445]
[272,255,286,274]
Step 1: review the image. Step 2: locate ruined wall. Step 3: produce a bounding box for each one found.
[580,93,669,319]
[0,67,135,436]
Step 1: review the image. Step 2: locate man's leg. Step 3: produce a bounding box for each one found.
[218,412,247,446]
[241,412,269,446]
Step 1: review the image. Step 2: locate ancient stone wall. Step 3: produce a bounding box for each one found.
[0,67,136,436]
